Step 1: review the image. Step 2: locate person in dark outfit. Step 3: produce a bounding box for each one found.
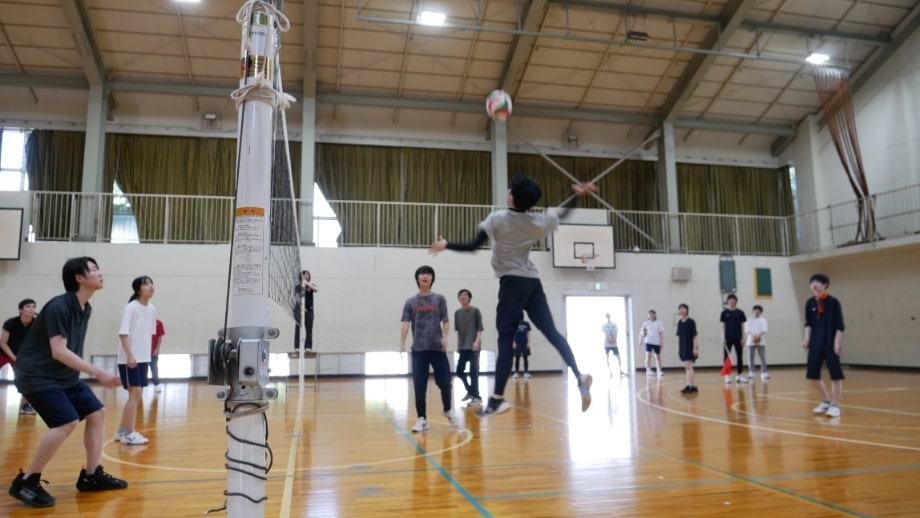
[291,270,318,357]
[1,298,38,414]
[802,273,846,418]
[676,303,699,394]
[720,294,747,383]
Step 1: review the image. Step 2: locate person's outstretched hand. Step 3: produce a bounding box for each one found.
[573,182,597,197]
[429,235,447,256]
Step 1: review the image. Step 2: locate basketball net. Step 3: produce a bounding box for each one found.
[580,253,598,271]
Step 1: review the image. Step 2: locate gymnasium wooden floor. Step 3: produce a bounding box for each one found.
[2,367,918,517]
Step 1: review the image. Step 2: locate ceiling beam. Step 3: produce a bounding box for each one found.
[659,0,757,124]
[546,0,890,44]
[498,0,548,96]
[59,0,105,87]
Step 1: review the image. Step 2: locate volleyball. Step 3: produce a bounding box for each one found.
[485,89,513,121]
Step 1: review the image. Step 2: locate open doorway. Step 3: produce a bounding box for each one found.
[564,296,631,377]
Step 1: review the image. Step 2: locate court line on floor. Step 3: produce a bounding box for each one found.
[381,411,491,518]
[637,383,920,452]
[278,378,307,518]
[640,445,869,517]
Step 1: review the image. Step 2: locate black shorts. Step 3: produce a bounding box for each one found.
[806,347,844,380]
[513,349,530,357]
[118,363,150,389]
[645,344,661,355]
[679,345,696,363]
[24,382,104,429]
[605,346,619,356]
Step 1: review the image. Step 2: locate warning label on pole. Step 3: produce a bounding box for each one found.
[231,207,266,296]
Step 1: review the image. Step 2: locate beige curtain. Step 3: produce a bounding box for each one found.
[25,131,86,240]
[678,164,793,254]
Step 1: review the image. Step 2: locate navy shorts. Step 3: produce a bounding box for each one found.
[645,344,661,355]
[118,362,150,389]
[25,382,104,429]
[605,346,619,356]
[806,347,845,380]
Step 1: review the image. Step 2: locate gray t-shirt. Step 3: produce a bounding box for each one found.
[401,293,449,352]
[454,306,484,351]
[479,209,560,278]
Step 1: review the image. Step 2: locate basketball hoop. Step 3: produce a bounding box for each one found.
[580,253,598,271]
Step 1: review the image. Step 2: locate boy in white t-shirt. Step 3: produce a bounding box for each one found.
[745,305,769,380]
[639,310,665,377]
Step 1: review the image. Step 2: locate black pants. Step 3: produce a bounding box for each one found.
[293,308,314,350]
[412,350,452,419]
[514,354,529,374]
[494,276,581,398]
[455,350,480,397]
[724,339,744,375]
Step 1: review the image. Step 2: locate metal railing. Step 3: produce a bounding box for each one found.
[27,182,920,256]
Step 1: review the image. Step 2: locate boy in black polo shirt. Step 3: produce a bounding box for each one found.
[0,298,37,414]
[802,273,846,418]
[8,257,128,508]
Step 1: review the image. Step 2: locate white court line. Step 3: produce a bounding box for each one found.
[279,378,306,518]
[765,395,920,418]
[637,384,920,453]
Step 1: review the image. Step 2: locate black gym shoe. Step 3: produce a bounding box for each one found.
[483,397,511,416]
[9,470,55,508]
[680,385,693,394]
[76,465,128,492]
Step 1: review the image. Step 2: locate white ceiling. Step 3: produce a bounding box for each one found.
[1,0,919,158]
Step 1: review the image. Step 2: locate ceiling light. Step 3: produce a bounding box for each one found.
[175,0,201,3]
[203,113,218,121]
[418,10,446,26]
[806,52,830,65]
[626,30,649,42]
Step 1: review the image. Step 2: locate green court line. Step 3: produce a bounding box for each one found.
[754,463,920,481]
[642,444,870,517]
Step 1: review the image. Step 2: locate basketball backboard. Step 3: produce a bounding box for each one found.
[552,224,615,269]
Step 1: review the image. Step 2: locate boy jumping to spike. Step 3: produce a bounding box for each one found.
[430,173,595,416]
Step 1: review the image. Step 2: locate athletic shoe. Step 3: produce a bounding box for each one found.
[646,370,654,377]
[112,431,125,443]
[483,397,511,416]
[736,375,748,383]
[287,350,300,359]
[690,386,699,393]
[523,372,532,379]
[813,400,831,414]
[155,385,162,393]
[512,372,519,380]
[680,385,693,394]
[825,405,841,418]
[443,411,461,428]
[75,466,128,492]
[468,397,483,406]
[578,374,593,412]
[119,431,149,445]
[461,392,473,402]
[761,372,770,380]
[656,370,663,377]
[9,470,55,508]
[747,372,755,381]
[724,376,732,384]
[411,417,429,433]
[20,403,36,415]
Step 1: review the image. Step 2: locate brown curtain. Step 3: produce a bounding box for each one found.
[25,130,86,240]
[678,164,793,254]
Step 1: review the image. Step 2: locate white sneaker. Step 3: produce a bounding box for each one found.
[523,372,531,379]
[443,411,461,428]
[724,376,732,384]
[512,372,519,380]
[747,372,755,381]
[825,405,841,418]
[813,400,831,414]
[656,370,663,377]
[646,370,654,377]
[120,431,149,445]
[113,431,125,442]
[736,375,748,383]
[761,372,770,380]
[411,417,429,433]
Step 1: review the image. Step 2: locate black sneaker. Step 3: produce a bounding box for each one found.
[76,466,128,492]
[9,470,55,508]
[483,397,511,416]
[680,385,693,394]
[690,386,699,393]
[20,403,36,415]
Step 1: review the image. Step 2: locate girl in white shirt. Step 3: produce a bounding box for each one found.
[745,305,769,380]
[114,276,157,445]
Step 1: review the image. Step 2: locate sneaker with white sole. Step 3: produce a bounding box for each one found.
[656,370,663,377]
[119,431,149,445]
[578,374,593,412]
[825,404,841,418]
[523,372,531,379]
[461,392,473,402]
[443,411,461,428]
[736,375,748,383]
[483,397,511,416]
[813,400,831,414]
[411,417,429,432]
[468,397,483,406]
[512,372,519,380]
[761,372,770,380]
[20,403,36,415]
[724,376,732,384]
[112,431,125,443]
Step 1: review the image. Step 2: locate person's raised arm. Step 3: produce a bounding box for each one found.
[430,231,488,255]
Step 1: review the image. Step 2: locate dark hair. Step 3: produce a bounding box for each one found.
[727,294,738,302]
[457,289,472,299]
[678,303,689,312]
[648,309,656,315]
[18,298,35,310]
[302,270,311,281]
[753,305,763,312]
[62,257,98,293]
[509,173,542,211]
[129,276,154,302]
[809,273,830,287]
[415,265,435,287]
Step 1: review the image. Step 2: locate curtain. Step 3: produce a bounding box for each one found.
[25,130,86,240]
[106,134,237,242]
[678,164,793,254]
